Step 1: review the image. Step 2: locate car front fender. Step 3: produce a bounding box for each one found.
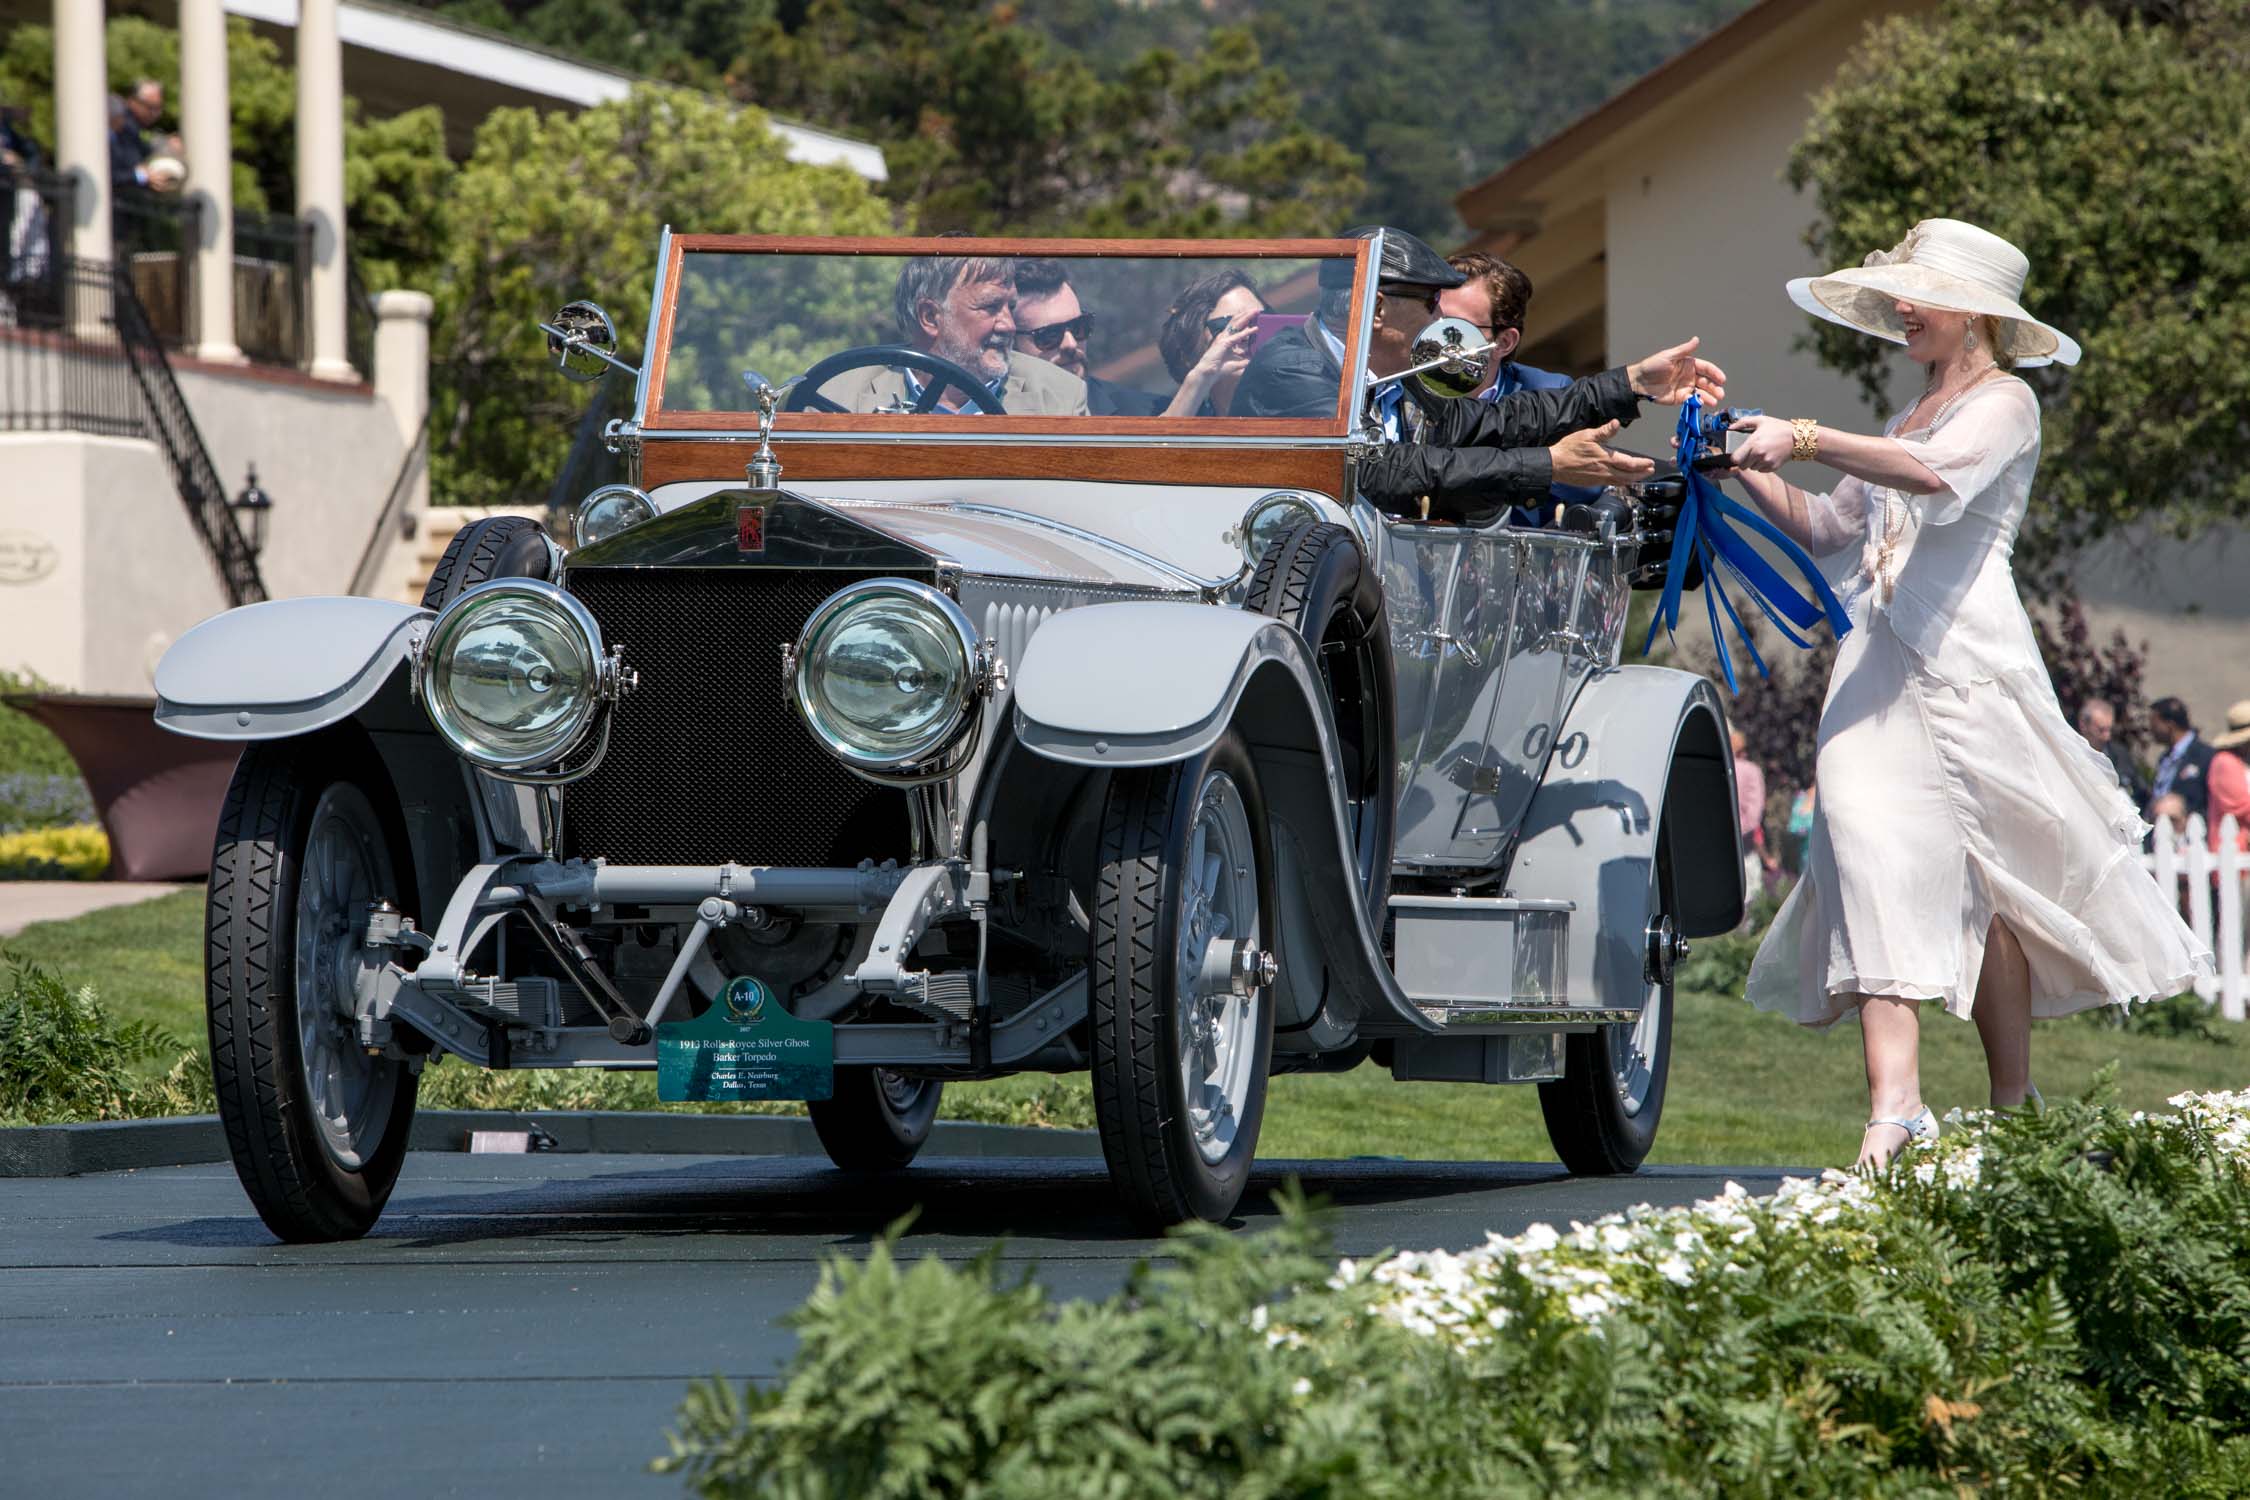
[1505,665,1742,1011]
[155,597,430,741]
[1011,601,1315,768]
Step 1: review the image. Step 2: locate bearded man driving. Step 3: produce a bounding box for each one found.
[820,253,1090,415]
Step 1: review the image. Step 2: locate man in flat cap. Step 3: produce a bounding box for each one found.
[1235,226,1721,524]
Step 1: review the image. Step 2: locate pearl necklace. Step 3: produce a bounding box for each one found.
[1871,362,2004,601]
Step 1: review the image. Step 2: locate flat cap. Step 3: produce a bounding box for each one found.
[1318,225,1469,291]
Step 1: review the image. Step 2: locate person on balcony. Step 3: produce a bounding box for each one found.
[109,82,183,197]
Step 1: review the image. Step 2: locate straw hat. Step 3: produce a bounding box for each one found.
[2213,699,2250,752]
[1786,218,2080,367]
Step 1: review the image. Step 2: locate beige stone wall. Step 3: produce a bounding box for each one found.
[172,365,408,600]
[0,432,230,694]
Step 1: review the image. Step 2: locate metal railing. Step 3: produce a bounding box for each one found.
[108,263,267,605]
[113,187,201,349]
[0,256,141,437]
[232,208,311,368]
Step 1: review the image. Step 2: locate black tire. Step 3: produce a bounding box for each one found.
[420,514,554,611]
[207,739,420,1242]
[808,1069,941,1171]
[1090,731,1276,1227]
[1538,824,1677,1174]
[1243,520,1395,920]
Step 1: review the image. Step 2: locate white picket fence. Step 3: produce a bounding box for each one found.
[2145,815,2247,1021]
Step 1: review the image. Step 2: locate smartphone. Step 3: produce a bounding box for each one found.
[1246,312,1307,354]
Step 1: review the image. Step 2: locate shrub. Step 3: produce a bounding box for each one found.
[0,669,77,780]
[660,1087,2250,1495]
[0,824,110,880]
[0,948,209,1123]
[2033,587,2153,756]
[1675,892,1779,998]
[0,772,96,834]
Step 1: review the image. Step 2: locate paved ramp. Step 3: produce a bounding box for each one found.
[0,1152,1801,1497]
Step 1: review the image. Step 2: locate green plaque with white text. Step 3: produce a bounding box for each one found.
[656,977,833,1103]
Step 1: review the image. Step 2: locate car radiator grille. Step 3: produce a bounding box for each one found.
[560,568,920,869]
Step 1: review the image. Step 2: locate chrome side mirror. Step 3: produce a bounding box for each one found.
[539,301,637,383]
[1402,316,1492,400]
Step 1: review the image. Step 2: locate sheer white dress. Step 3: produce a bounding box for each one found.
[1744,374,2212,1028]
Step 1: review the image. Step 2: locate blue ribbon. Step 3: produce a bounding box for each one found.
[1641,396,1853,691]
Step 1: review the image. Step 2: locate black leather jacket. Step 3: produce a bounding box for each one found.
[1232,317,1644,525]
[1362,367,1645,526]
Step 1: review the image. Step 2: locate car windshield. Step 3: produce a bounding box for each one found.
[648,238,1367,434]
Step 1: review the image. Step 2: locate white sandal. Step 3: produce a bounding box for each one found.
[1860,1105,1938,1167]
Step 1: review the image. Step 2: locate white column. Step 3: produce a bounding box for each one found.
[181,0,241,363]
[53,0,111,274]
[295,0,353,381]
[360,290,432,598]
[372,290,430,465]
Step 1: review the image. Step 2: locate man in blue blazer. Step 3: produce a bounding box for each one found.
[1444,251,1609,529]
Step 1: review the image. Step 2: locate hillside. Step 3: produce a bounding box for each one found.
[413,0,1756,239]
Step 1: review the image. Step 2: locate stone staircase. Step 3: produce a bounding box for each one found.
[400,506,547,605]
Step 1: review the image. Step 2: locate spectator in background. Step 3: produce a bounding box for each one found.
[2,95,52,318]
[1443,250,1606,527]
[2076,696,2150,808]
[1,97,40,175]
[2147,696,2216,824]
[1157,268,1268,417]
[109,81,182,195]
[1730,727,1767,904]
[1784,779,1818,876]
[2208,701,2250,853]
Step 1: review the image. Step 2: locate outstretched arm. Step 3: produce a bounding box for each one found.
[1729,415,1942,494]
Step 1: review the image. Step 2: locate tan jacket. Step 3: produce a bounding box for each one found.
[817,349,1090,416]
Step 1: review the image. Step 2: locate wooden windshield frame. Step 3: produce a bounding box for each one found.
[640,235,1372,439]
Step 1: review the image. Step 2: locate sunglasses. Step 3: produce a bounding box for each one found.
[1382,286,1443,315]
[1017,312,1095,351]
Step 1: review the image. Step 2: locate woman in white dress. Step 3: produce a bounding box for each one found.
[1723,219,2212,1169]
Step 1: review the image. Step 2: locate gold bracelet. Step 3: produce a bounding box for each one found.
[1790,417,1820,463]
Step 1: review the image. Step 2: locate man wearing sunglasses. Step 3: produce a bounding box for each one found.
[1010,258,1167,416]
[1237,225,1720,525]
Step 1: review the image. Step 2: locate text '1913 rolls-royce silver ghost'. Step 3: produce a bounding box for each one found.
[153,234,1744,1241]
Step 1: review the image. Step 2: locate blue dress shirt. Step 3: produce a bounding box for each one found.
[1480,359,1607,527]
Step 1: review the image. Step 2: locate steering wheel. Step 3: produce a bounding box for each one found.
[782,345,1009,414]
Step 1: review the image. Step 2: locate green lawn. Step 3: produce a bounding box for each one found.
[7,889,2242,1170]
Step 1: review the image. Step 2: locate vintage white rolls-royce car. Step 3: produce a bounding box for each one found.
[154,235,1742,1241]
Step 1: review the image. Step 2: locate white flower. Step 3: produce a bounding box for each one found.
[1292,1378,1312,1398]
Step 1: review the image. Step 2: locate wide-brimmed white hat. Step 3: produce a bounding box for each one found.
[1786,218,2080,367]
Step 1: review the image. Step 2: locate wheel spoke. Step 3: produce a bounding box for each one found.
[292,784,401,1172]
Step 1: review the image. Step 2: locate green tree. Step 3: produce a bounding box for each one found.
[428,84,892,507]
[1037,0,1758,241]
[1789,0,2250,561]
[724,0,1365,236]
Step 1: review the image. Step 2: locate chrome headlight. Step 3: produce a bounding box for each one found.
[418,580,617,772]
[573,484,655,547]
[1238,491,1323,563]
[792,579,986,778]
